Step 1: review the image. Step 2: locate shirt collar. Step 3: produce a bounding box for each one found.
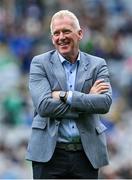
[58,51,80,64]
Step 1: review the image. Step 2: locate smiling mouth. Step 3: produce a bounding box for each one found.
[60,44,68,47]
[58,41,70,46]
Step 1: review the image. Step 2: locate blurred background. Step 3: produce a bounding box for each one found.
[0,0,132,179]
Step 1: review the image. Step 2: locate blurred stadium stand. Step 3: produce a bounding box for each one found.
[0,0,132,179]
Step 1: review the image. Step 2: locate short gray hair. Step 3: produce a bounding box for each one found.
[50,10,81,35]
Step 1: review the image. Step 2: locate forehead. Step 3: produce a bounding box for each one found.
[52,16,75,31]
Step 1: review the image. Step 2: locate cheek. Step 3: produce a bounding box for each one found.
[52,38,55,45]
[71,36,79,43]
[52,37,58,45]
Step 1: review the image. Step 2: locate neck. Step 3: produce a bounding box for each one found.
[64,52,79,64]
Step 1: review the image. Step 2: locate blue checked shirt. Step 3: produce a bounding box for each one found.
[57,52,80,143]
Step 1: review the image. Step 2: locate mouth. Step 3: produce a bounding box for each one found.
[58,41,70,46]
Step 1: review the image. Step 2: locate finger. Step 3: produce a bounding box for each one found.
[93,79,105,86]
[96,83,109,89]
[97,86,109,92]
[96,85,109,91]
[97,89,109,94]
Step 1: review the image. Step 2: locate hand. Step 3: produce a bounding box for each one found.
[52,91,60,99]
[89,79,109,94]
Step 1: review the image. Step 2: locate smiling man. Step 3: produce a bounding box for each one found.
[26,10,112,179]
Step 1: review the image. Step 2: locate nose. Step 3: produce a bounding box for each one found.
[59,32,65,39]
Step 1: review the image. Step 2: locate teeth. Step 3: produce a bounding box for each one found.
[59,42,69,45]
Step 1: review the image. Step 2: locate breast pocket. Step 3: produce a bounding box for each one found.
[82,77,93,93]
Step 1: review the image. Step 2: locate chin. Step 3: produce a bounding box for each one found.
[61,52,70,58]
[59,46,70,53]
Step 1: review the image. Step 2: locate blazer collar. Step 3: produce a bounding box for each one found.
[50,51,67,90]
[75,52,90,91]
[50,50,90,91]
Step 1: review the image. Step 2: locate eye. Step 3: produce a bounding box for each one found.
[63,29,71,34]
[53,31,60,36]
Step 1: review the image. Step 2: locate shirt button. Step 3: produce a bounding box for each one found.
[70,85,72,88]
[72,126,74,128]
[70,71,72,74]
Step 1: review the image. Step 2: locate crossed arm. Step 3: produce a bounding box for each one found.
[52,79,110,100]
[29,57,112,118]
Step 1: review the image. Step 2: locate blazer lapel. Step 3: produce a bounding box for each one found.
[75,52,90,91]
[50,51,67,90]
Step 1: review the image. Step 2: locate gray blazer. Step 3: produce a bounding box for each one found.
[26,50,112,169]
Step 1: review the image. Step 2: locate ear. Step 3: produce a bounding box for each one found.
[78,29,83,40]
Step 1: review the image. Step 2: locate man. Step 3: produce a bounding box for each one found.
[26,10,112,179]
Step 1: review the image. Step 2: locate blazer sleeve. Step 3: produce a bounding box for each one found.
[71,59,112,114]
[29,56,79,119]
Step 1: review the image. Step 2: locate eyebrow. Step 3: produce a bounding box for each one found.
[53,28,72,34]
